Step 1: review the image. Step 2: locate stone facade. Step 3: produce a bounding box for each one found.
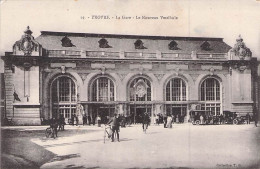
[1,27,259,125]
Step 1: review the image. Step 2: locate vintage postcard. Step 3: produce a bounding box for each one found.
[0,0,260,169]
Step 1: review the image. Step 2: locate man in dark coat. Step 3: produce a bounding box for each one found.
[50,118,58,138]
[107,114,120,142]
[142,112,150,131]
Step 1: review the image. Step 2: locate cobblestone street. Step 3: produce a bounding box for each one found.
[3,124,258,169]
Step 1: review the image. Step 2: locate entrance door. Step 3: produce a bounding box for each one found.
[165,104,187,123]
[130,104,152,124]
[136,108,146,123]
[89,104,115,124]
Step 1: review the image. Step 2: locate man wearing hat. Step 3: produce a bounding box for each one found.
[107,113,120,142]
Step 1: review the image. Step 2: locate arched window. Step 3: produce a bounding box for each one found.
[166,78,186,101]
[91,77,114,101]
[200,78,221,115]
[52,76,76,119]
[201,78,220,101]
[129,77,151,101]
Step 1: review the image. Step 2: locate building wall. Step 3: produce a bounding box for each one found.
[40,61,237,120]
[2,28,257,125]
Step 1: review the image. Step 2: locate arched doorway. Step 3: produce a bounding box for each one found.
[88,76,116,124]
[128,77,152,123]
[200,77,221,115]
[51,76,77,121]
[165,78,187,123]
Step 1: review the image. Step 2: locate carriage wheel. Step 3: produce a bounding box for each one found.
[195,120,200,125]
[233,119,238,125]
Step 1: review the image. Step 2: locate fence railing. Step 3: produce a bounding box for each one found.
[46,50,228,60]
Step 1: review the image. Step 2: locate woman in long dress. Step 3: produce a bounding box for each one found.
[166,116,173,128]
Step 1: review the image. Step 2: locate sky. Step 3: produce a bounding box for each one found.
[0,0,260,58]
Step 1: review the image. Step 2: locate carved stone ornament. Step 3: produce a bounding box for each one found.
[23,62,32,70]
[78,73,89,81]
[190,104,198,110]
[190,74,199,82]
[13,26,41,56]
[154,74,165,81]
[238,65,247,72]
[209,67,215,76]
[233,63,248,72]
[61,65,66,74]
[133,79,148,97]
[118,73,128,81]
[101,66,106,74]
[139,66,144,75]
[230,35,252,60]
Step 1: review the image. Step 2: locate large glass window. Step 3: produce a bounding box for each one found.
[201,78,220,101]
[200,78,221,115]
[92,77,114,101]
[130,77,151,101]
[52,76,77,119]
[166,78,186,101]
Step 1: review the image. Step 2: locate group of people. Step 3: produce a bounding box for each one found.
[105,112,151,142]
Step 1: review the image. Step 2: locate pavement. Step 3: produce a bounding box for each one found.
[1,124,260,169]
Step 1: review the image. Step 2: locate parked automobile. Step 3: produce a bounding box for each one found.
[223,111,246,125]
[190,110,214,125]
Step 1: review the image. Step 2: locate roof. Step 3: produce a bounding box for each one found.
[35,31,232,53]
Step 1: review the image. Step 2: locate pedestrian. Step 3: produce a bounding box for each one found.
[92,115,96,125]
[88,115,91,125]
[253,113,258,127]
[176,114,179,123]
[246,113,250,124]
[71,114,75,126]
[200,114,204,125]
[142,112,150,132]
[220,114,224,124]
[97,115,101,127]
[163,115,167,128]
[83,114,87,126]
[50,117,58,138]
[58,115,65,131]
[76,115,79,126]
[166,115,173,128]
[107,114,120,142]
[155,114,159,125]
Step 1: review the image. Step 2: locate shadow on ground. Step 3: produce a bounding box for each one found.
[1,127,100,169]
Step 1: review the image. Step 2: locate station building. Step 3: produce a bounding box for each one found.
[1,26,259,125]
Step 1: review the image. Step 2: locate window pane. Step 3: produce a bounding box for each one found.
[165,78,186,101]
[52,76,76,119]
[92,77,115,101]
[201,78,220,101]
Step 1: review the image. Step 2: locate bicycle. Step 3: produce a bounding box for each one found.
[104,125,112,143]
[104,125,119,143]
[45,127,56,139]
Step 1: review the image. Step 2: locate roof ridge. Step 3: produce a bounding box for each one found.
[40,31,224,41]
